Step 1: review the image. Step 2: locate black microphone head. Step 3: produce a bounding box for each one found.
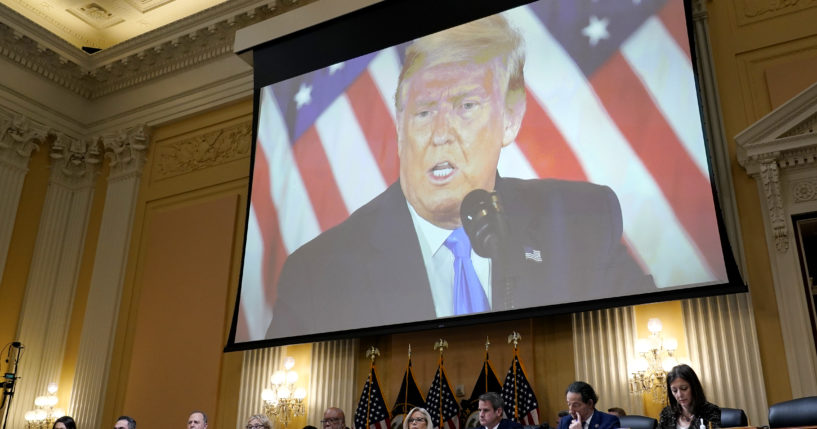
[460,189,506,258]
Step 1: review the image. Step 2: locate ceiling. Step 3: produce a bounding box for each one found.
[0,0,228,51]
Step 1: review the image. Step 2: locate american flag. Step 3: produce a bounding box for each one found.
[426,361,461,429]
[354,365,391,429]
[500,355,540,425]
[462,351,503,423]
[237,0,727,342]
[392,357,426,417]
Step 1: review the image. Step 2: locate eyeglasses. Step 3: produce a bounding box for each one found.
[247,425,265,429]
[321,418,343,425]
[407,418,427,424]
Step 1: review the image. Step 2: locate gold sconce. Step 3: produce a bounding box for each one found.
[628,318,678,404]
[262,357,306,427]
[24,383,65,429]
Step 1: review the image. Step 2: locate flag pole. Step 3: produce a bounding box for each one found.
[402,344,411,415]
[365,346,380,429]
[484,336,491,392]
[508,332,521,421]
[434,339,448,428]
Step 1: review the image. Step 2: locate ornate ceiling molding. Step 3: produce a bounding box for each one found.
[0,0,314,99]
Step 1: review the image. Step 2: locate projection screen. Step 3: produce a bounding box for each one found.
[229,0,744,347]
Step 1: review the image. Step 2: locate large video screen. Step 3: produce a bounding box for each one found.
[230,0,743,346]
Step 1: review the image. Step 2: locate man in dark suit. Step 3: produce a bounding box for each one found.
[265,13,654,340]
[478,392,522,429]
[558,382,620,429]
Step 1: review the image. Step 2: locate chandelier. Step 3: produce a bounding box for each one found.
[628,318,678,404]
[262,357,306,427]
[24,383,65,429]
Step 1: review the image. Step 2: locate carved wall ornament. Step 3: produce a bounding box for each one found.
[759,160,789,252]
[739,0,817,24]
[792,179,817,203]
[154,120,252,180]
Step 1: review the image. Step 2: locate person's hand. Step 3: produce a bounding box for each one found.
[568,413,583,429]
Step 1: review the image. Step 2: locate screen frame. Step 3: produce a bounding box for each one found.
[225,0,746,352]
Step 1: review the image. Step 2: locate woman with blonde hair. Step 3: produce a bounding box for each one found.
[246,414,273,429]
[403,407,433,429]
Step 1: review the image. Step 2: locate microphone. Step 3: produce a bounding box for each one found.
[460,189,510,258]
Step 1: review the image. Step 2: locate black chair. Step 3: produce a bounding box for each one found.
[720,408,748,428]
[619,415,658,429]
[768,396,817,428]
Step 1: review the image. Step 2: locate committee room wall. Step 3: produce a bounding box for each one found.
[102,98,252,429]
[704,0,817,404]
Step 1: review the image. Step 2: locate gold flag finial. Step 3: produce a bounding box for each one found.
[485,336,491,351]
[434,338,448,356]
[507,331,521,350]
[366,346,380,363]
[408,344,412,359]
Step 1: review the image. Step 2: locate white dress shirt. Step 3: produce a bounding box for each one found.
[406,201,492,317]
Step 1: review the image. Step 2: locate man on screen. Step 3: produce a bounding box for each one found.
[266,14,653,339]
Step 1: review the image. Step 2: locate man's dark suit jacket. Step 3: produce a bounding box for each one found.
[266,177,654,339]
[481,418,524,429]
[558,411,620,429]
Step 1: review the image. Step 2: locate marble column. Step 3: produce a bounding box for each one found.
[9,131,102,428]
[68,125,150,429]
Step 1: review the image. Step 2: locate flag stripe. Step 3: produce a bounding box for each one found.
[657,0,692,61]
[315,95,389,213]
[590,52,723,277]
[346,70,400,185]
[620,16,708,177]
[514,90,588,181]
[293,126,350,231]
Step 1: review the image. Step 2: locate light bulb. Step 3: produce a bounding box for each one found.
[278,386,291,399]
[46,395,58,407]
[52,408,65,418]
[271,371,286,385]
[635,357,649,372]
[35,410,47,420]
[284,357,295,370]
[34,396,46,407]
[647,318,662,334]
[662,357,678,372]
[262,388,275,402]
[635,339,650,354]
[294,387,306,400]
[286,370,298,384]
[663,337,678,351]
[47,382,58,394]
[25,411,36,421]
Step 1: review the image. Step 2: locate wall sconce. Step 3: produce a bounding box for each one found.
[262,357,306,427]
[24,382,65,429]
[629,318,679,403]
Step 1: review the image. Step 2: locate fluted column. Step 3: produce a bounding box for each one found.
[8,132,102,428]
[682,294,768,426]
[306,339,358,427]
[68,125,150,428]
[0,112,46,288]
[236,347,288,428]
[572,307,643,415]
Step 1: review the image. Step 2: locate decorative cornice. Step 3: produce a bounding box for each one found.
[759,160,788,253]
[779,111,817,138]
[153,120,252,181]
[103,124,151,180]
[0,0,315,99]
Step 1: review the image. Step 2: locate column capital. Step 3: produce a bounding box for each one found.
[48,133,104,187]
[103,124,151,180]
[0,112,48,170]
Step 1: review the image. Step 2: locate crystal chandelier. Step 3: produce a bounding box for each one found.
[628,318,679,404]
[262,357,306,428]
[24,383,65,429]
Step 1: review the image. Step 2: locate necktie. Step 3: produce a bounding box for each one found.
[444,227,489,315]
